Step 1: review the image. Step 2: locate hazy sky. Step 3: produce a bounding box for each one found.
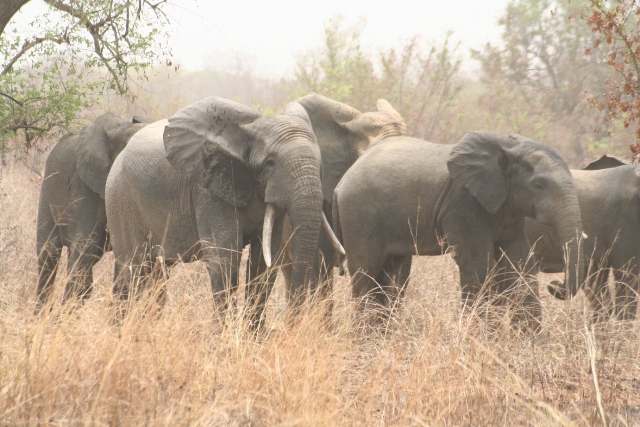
[13,0,512,77]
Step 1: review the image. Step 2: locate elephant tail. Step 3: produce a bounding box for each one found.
[332,191,346,276]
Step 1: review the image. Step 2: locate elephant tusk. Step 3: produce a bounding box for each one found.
[322,212,345,255]
[262,204,277,268]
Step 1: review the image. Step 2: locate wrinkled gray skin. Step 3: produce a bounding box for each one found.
[526,154,639,321]
[247,93,407,314]
[36,113,150,310]
[105,97,325,327]
[333,131,585,329]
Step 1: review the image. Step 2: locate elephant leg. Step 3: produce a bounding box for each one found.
[36,230,62,312]
[110,250,148,322]
[245,236,278,331]
[443,218,495,309]
[141,256,168,316]
[204,240,242,312]
[613,267,638,321]
[347,240,385,312]
[65,240,104,304]
[586,265,612,323]
[367,255,413,320]
[494,230,539,331]
[311,238,336,321]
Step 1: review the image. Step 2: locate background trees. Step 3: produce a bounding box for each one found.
[293,17,463,143]
[579,0,640,159]
[3,0,640,169]
[0,0,170,152]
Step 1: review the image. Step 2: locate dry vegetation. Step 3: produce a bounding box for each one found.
[0,152,639,426]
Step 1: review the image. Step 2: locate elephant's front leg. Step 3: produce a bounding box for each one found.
[494,224,540,331]
[195,196,244,313]
[313,233,338,319]
[245,236,278,331]
[443,218,495,308]
[201,236,243,313]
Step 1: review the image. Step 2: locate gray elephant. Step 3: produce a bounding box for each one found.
[36,113,150,310]
[526,154,639,321]
[105,97,340,327]
[248,93,407,311]
[333,131,585,328]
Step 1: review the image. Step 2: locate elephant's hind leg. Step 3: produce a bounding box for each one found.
[379,255,412,311]
[613,267,638,321]
[348,249,386,313]
[36,231,63,312]
[586,265,614,323]
[64,232,106,304]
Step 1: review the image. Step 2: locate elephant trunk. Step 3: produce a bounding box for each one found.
[548,195,585,300]
[286,173,323,303]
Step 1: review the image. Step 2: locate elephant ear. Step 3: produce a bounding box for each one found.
[296,93,362,202]
[75,113,130,199]
[447,131,513,214]
[375,99,405,126]
[583,154,629,170]
[163,97,261,207]
[280,101,314,130]
[340,99,406,152]
[297,92,362,124]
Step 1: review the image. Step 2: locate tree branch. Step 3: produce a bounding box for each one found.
[0,91,23,106]
[2,35,69,75]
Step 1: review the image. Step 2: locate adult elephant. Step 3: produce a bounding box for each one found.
[36,113,151,310]
[249,93,406,310]
[105,97,338,327]
[526,154,639,321]
[333,131,585,329]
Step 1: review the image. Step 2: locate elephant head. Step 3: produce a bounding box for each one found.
[163,97,332,297]
[296,93,407,204]
[447,131,586,299]
[75,113,148,198]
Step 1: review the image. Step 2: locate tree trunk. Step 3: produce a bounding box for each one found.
[0,0,31,37]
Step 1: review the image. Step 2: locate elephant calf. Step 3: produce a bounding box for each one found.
[527,155,639,321]
[333,131,585,329]
[36,114,150,310]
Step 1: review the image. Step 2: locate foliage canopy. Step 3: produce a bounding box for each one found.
[0,0,170,151]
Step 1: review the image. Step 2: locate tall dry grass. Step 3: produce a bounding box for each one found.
[1,164,639,426]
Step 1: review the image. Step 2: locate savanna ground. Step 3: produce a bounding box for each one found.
[1,162,639,426]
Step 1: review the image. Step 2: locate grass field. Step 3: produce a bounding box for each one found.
[0,164,639,426]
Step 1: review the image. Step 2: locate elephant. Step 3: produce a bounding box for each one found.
[247,93,407,312]
[526,154,639,321]
[36,113,151,310]
[332,131,585,328]
[105,97,341,327]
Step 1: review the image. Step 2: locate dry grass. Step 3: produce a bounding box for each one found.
[1,164,639,426]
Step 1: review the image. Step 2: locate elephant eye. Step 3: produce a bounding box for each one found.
[531,177,546,190]
[265,158,276,167]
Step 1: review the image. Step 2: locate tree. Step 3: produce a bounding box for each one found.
[378,33,462,141]
[471,0,618,164]
[293,17,463,142]
[0,0,171,152]
[579,0,640,159]
[293,17,376,109]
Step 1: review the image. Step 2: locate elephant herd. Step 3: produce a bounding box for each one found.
[35,94,639,330]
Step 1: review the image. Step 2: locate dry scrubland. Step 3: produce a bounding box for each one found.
[1,164,639,426]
